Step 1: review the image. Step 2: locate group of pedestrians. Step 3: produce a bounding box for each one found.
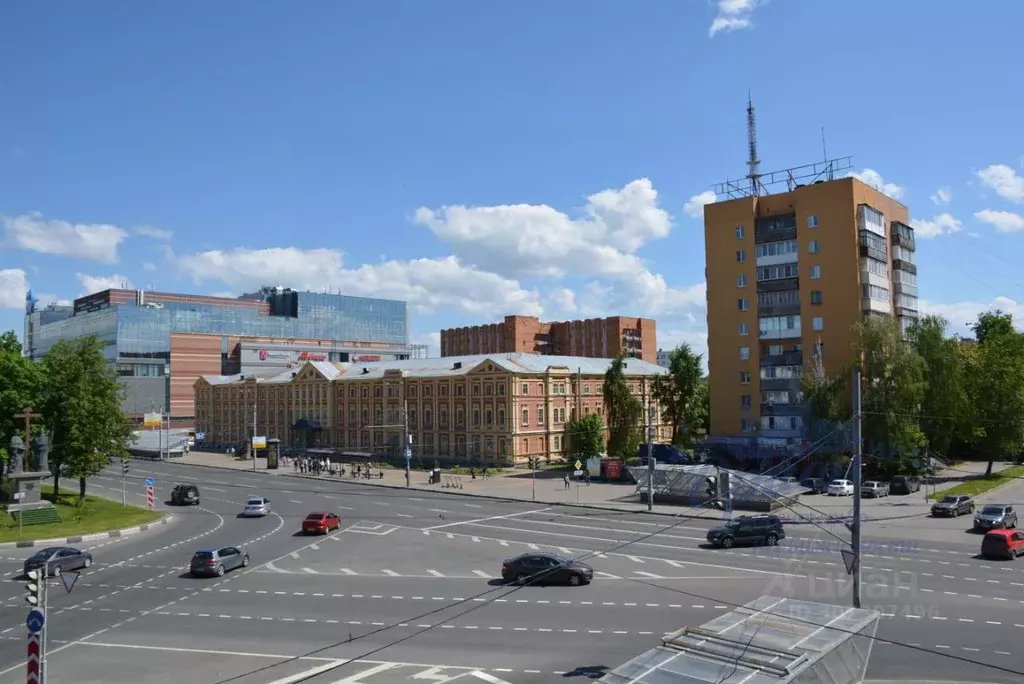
[287,455,384,479]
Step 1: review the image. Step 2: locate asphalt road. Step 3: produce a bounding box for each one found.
[0,462,1021,684]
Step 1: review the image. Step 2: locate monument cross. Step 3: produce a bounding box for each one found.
[13,407,42,470]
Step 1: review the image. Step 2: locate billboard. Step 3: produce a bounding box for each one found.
[143,412,162,427]
[240,347,329,365]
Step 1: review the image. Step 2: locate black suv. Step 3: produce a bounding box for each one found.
[706,515,785,548]
[171,484,200,506]
[890,475,921,495]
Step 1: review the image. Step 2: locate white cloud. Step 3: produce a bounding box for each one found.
[133,225,174,241]
[658,327,709,368]
[975,209,1024,233]
[172,247,543,317]
[683,190,717,218]
[76,273,133,296]
[2,212,127,263]
[412,331,441,357]
[142,262,157,272]
[930,186,951,206]
[977,164,1024,204]
[0,268,29,309]
[414,178,670,280]
[709,0,758,37]
[547,288,578,315]
[910,213,962,238]
[33,292,73,307]
[920,296,1024,336]
[848,169,905,200]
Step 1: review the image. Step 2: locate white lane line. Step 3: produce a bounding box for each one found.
[473,570,491,578]
[427,570,445,577]
[289,500,303,504]
[340,568,357,575]
[381,570,400,576]
[423,507,552,531]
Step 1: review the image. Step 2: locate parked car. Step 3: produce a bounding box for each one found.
[705,514,785,548]
[931,494,974,517]
[170,484,200,506]
[801,478,827,494]
[302,512,342,535]
[501,553,594,586]
[974,505,1018,531]
[827,479,854,496]
[189,547,249,577]
[980,530,1024,560]
[861,481,890,498]
[777,476,799,484]
[242,497,271,517]
[23,547,93,577]
[890,475,921,495]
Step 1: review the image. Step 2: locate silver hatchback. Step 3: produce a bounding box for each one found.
[861,481,890,498]
[189,547,249,577]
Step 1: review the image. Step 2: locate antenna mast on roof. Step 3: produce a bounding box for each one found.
[746,92,762,197]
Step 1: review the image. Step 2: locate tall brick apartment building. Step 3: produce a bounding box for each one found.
[440,315,656,364]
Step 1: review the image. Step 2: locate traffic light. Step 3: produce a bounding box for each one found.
[25,569,42,606]
[122,459,130,475]
[720,471,731,496]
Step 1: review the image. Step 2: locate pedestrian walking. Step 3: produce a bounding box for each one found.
[564,474,570,490]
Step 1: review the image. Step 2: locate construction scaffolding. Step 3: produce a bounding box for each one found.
[626,463,807,511]
[598,596,880,684]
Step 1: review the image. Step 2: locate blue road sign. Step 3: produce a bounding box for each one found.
[145,477,155,487]
[26,609,44,633]
[404,447,412,461]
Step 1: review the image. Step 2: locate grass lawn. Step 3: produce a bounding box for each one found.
[930,465,1024,500]
[0,485,162,544]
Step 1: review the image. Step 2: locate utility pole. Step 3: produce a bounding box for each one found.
[851,368,863,609]
[252,395,257,472]
[646,405,655,512]
[531,456,536,500]
[403,399,411,488]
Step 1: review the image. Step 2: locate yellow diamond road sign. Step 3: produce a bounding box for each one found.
[574,460,582,470]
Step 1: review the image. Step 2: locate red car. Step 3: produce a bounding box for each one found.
[302,512,342,535]
[980,529,1024,559]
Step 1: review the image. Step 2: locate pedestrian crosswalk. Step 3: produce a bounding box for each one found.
[257,561,738,581]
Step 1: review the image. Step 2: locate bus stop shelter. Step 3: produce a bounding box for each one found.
[598,596,879,684]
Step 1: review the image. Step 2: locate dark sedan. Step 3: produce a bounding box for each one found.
[23,547,93,577]
[501,553,594,586]
[931,495,974,518]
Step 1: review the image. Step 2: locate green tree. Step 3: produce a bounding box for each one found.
[972,310,1015,345]
[907,315,967,458]
[652,344,705,447]
[0,331,44,473]
[565,413,604,459]
[602,356,643,458]
[41,336,134,500]
[854,316,927,475]
[967,327,1024,474]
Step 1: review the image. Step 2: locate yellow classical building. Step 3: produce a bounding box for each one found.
[193,352,670,465]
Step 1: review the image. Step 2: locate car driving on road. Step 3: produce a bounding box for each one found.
[302,512,342,535]
[705,514,785,548]
[242,497,271,517]
[980,530,1024,560]
[931,494,974,517]
[171,484,200,506]
[23,547,93,577]
[974,504,1018,531]
[501,553,594,586]
[189,547,249,577]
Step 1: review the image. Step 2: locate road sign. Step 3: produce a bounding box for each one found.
[840,548,858,575]
[25,609,44,633]
[404,447,412,460]
[195,432,205,441]
[144,477,155,487]
[27,632,40,683]
[574,460,582,470]
[60,570,79,594]
[13,492,24,501]
[574,470,583,477]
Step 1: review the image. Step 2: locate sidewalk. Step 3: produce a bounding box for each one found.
[174,452,935,525]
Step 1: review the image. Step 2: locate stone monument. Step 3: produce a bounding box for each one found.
[6,432,55,514]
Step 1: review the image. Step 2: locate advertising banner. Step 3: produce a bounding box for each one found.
[240,347,329,365]
[143,412,162,427]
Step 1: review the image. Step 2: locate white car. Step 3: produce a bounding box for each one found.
[827,479,854,496]
[242,497,271,517]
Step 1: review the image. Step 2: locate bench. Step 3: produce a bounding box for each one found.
[9,508,62,525]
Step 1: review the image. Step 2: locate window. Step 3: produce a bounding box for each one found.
[521,408,529,426]
[472,384,480,396]
[759,315,801,335]
[485,410,493,426]
[861,257,887,276]
[584,384,590,394]
[862,284,890,301]
[857,204,886,237]
[812,317,823,331]
[473,410,481,426]
[738,322,749,336]
[497,383,505,395]
[755,240,798,258]
[809,265,821,279]
[756,263,799,282]
[739,347,750,361]
[859,231,887,256]
[484,383,493,395]
[538,407,545,424]
[735,225,745,239]
[760,365,801,380]
[810,290,823,305]
[808,240,820,254]
[807,215,818,228]
[740,395,752,408]
[896,293,919,310]
[521,383,529,395]
[739,370,751,384]
[740,419,756,432]
[758,290,800,307]
[761,390,792,405]
[892,245,916,264]
[553,435,561,450]
[737,274,747,288]
[736,249,747,263]
[737,298,748,312]
[497,409,505,426]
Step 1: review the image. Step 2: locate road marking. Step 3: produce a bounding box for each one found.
[635,571,665,579]
[266,661,349,684]
[340,568,357,575]
[473,570,491,578]
[396,513,413,518]
[427,570,445,577]
[382,569,400,576]
[422,507,552,531]
[302,568,318,575]
[290,552,300,560]
[290,500,303,504]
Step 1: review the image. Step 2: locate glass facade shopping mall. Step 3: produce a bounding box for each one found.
[24,287,424,422]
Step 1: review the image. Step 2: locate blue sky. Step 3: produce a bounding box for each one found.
[2,1,1023,359]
